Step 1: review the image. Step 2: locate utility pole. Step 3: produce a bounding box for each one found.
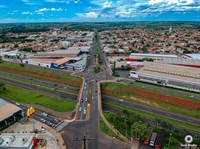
[73,130,94,149]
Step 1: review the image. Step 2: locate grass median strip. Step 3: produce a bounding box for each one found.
[102,100,200,133]
[1,84,75,112]
[0,62,82,87]
[0,74,78,96]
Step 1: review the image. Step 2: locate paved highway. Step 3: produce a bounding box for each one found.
[102,95,200,126]
[0,77,77,100]
[0,71,79,92]
[61,32,132,149]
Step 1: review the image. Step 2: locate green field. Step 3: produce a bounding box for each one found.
[101,82,200,119]
[0,62,82,87]
[0,84,75,112]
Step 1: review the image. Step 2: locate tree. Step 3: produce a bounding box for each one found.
[131,122,148,140]
[0,82,6,92]
[122,109,130,116]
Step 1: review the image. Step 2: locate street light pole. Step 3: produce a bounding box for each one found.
[168,133,172,149]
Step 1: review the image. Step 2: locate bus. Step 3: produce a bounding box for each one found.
[149,132,157,147]
[154,129,165,149]
[144,127,153,145]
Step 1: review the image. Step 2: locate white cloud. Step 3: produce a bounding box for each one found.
[77,12,98,18]
[13,10,18,12]
[22,0,37,5]
[7,13,14,15]
[45,0,73,3]
[74,0,79,3]
[39,8,50,12]
[51,7,63,11]
[21,11,31,14]
[148,0,163,5]
[103,1,112,8]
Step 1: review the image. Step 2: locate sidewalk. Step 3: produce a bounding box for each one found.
[3,119,66,149]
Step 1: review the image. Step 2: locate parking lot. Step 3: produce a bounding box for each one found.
[106,56,128,68]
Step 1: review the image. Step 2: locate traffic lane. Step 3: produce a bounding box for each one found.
[0,71,79,92]
[0,78,77,101]
[102,95,200,126]
[121,78,200,100]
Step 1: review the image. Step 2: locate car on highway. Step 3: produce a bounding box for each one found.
[83,109,86,114]
[80,99,83,103]
[84,87,86,90]
[41,112,48,117]
[189,95,194,98]
[15,102,20,106]
[119,99,123,102]
[40,118,46,123]
[79,107,82,112]
[85,98,88,102]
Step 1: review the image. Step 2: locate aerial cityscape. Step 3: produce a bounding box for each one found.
[0,1,200,149]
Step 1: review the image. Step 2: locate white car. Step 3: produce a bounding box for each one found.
[83,109,86,114]
[85,98,88,102]
[40,118,46,123]
[84,87,86,90]
[79,107,82,112]
[119,99,123,102]
[42,112,48,117]
[189,95,194,98]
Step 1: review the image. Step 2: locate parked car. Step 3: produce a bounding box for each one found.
[15,102,20,106]
[42,112,48,117]
[40,118,46,123]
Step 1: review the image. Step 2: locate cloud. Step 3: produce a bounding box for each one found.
[7,13,14,15]
[51,7,63,11]
[22,0,37,5]
[76,12,99,18]
[38,8,50,12]
[45,0,73,3]
[13,10,18,12]
[74,0,79,3]
[103,1,112,8]
[21,11,31,14]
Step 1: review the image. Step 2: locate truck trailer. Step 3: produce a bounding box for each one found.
[149,132,157,147]
[154,129,165,149]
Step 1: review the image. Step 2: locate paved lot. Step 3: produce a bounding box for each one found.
[107,56,128,67]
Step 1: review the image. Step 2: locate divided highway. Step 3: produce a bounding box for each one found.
[102,95,200,126]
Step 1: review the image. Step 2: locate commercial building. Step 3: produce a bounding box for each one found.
[0,98,22,130]
[0,133,36,149]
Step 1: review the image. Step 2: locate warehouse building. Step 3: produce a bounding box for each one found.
[0,98,22,130]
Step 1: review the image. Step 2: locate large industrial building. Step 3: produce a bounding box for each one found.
[21,46,90,72]
[0,98,22,130]
[129,53,200,92]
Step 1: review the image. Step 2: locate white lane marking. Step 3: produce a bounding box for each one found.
[187,119,193,122]
[165,114,171,117]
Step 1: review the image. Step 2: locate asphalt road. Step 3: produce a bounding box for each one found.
[0,77,77,101]
[0,71,79,92]
[61,32,131,149]
[102,95,200,126]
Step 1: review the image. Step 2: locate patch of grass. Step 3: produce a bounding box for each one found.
[99,116,116,137]
[0,84,75,112]
[102,101,200,133]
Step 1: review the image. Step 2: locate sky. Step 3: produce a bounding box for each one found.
[0,0,200,23]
